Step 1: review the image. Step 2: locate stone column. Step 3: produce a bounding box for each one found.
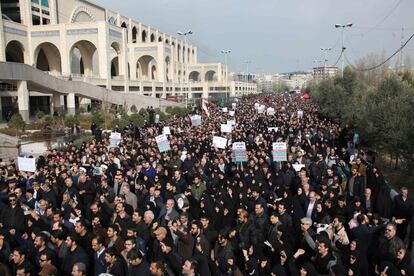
[0,96,3,121]
[17,81,30,122]
[50,93,62,115]
[79,97,90,112]
[67,93,76,116]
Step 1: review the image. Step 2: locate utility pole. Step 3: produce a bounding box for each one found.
[321,48,331,79]
[178,30,193,107]
[221,50,231,102]
[335,23,353,78]
[399,26,404,72]
[245,61,251,81]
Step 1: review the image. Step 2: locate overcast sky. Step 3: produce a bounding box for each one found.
[94,0,414,73]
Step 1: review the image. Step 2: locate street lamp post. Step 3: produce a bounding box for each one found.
[221,50,231,102]
[335,23,353,78]
[245,61,251,81]
[321,48,331,79]
[177,30,193,107]
[313,60,322,79]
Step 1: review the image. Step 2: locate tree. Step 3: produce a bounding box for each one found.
[8,114,26,136]
[359,74,414,167]
[91,110,104,127]
[64,115,80,128]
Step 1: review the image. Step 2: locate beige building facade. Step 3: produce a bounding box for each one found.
[0,0,257,121]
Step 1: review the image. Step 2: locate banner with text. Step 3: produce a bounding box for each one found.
[156,134,171,153]
[232,142,247,163]
[190,115,202,127]
[109,132,122,148]
[272,142,287,162]
[213,136,228,149]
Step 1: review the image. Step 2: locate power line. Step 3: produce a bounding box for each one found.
[356,0,403,36]
[331,49,343,67]
[345,31,414,71]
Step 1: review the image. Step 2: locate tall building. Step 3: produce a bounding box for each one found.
[0,0,257,121]
[313,66,338,80]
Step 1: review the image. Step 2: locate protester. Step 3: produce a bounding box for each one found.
[0,93,412,275]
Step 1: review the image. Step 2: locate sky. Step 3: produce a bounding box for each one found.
[94,0,414,73]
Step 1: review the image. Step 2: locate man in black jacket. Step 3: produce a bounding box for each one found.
[91,236,107,276]
[105,247,128,276]
[62,234,89,276]
[127,249,150,275]
[0,193,25,235]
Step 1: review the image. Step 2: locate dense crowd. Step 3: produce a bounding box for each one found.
[0,93,413,276]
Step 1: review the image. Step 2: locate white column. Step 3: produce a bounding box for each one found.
[0,96,3,121]
[49,0,58,24]
[60,24,70,76]
[17,81,30,122]
[19,0,32,26]
[51,93,62,115]
[79,97,90,112]
[121,28,129,93]
[67,93,76,116]
[0,6,5,62]
[97,22,111,89]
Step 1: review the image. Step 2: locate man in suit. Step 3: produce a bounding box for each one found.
[158,198,179,227]
[350,214,385,256]
[91,236,107,276]
[362,188,375,214]
[304,191,318,219]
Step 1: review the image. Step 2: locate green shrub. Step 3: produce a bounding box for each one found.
[8,114,26,136]
[64,115,80,128]
[73,135,94,147]
[91,110,104,126]
[35,111,45,120]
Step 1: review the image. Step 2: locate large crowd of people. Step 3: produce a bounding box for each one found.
[0,93,413,276]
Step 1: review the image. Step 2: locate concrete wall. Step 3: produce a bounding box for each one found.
[0,133,21,160]
[0,62,183,111]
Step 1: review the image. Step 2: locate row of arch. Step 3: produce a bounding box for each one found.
[5,40,210,82]
[188,71,218,82]
[118,23,194,63]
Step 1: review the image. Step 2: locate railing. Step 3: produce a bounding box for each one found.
[0,83,17,91]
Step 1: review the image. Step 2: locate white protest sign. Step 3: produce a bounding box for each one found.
[293,164,306,172]
[190,115,202,127]
[162,127,171,135]
[222,107,228,113]
[213,136,228,149]
[254,103,260,109]
[155,134,171,153]
[272,142,287,162]
[232,142,247,163]
[109,132,122,148]
[18,157,36,172]
[267,107,275,116]
[268,127,279,133]
[229,111,235,116]
[227,120,236,126]
[232,103,237,109]
[258,105,265,114]
[297,110,304,118]
[220,124,232,133]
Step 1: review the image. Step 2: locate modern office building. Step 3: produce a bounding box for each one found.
[312,66,338,80]
[0,0,257,121]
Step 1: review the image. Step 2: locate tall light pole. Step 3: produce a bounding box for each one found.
[335,23,353,78]
[221,50,231,102]
[245,61,251,81]
[177,30,193,44]
[321,48,331,79]
[177,30,193,107]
